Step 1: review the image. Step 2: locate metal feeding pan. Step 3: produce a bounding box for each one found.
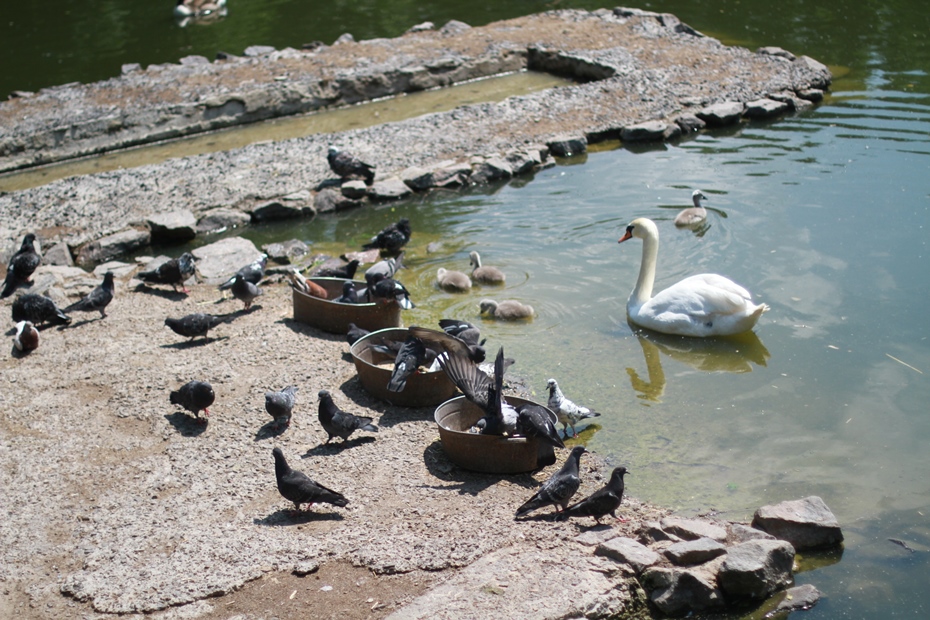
[292,277,401,334]
[350,327,459,407]
[434,395,558,474]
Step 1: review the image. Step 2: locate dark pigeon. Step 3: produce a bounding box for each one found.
[387,335,428,393]
[11,294,71,327]
[410,323,486,364]
[13,320,39,352]
[265,386,298,428]
[63,272,115,318]
[137,252,196,293]
[334,281,359,304]
[1,233,41,298]
[164,313,233,340]
[218,254,267,291]
[364,254,404,287]
[515,446,587,518]
[437,346,517,436]
[516,403,565,449]
[170,380,215,422]
[559,466,628,524]
[272,447,349,511]
[362,218,411,253]
[346,322,370,345]
[230,273,263,310]
[368,278,414,309]
[317,389,378,444]
[327,145,375,184]
[312,259,360,279]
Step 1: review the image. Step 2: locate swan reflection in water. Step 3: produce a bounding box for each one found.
[626,328,770,403]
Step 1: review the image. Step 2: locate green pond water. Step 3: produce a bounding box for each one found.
[4,0,930,617]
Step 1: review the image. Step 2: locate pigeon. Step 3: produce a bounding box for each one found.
[516,403,565,449]
[547,378,602,438]
[164,313,233,340]
[137,252,196,293]
[479,298,535,320]
[312,259,360,279]
[364,254,404,287]
[11,294,71,327]
[230,273,263,310]
[362,218,411,253]
[265,386,298,428]
[559,466,628,524]
[218,254,267,290]
[63,272,115,318]
[368,278,414,309]
[436,267,472,292]
[515,446,587,518]
[327,145,375,184]
[674,190,709,227]
[469,251,505,285]
[317,389,378,443]
[346,322,370,345]
[1,233,41,298]
[437,346,517,436]
[272,447,349,512]
[387,335,428,393]
[13,320,39,352]
[334,281,359,304]
[170,380,215,421]
[411,321,486,364]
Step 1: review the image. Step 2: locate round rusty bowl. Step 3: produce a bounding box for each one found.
[434,395,557,474]
[351,328,459,407]
[292,277,402,334]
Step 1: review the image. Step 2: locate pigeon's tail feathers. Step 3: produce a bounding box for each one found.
[515,496,546,518]
[51,307,72,325]
[1,277,17,299]
[360,421,379,433]
[320,489,350,507]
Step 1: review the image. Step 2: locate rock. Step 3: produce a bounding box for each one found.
[621,120,668,142]
[769,583,821,616]
[146,210,197,243]
[757,46,797,61]
[727,523,776,545]
[504,150,540,175]
[191,236,263,284]
[797,88,825,102]
[574,527,621,547]
[717,539,795,601]
[595,536,661,574]
[470,157,512,184]
[314,187,364,213]
[401,161,471,190]
[406,22,435,34]
[43,242,73,266]
[664,537,726,566]
[93,261,135,278]
[547,136,587,157]
[439,20,471,36]
[263,239,309,264]
[368,177,412,201]
[76,228,151,268]
[745,98,790,119]
[333,33,355,45]
[639,521,682,545]
[340,180,368,199]
[244,45,276,57]
[675,114,706,133]
[196,208,251,234]
[642,565,724,616]
[660,517,727,542]
[695,102,745,126]
[794,56,831,88]
[251,194,315,222]
[752,496,843,550]
[767,91,814,112]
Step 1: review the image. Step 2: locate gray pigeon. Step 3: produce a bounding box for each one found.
[230,273,263,310]
[317,389,378,444]
[170,380,215,422]
[559,466,628,524]
[137,252,196,293]
[13,320,39,352]
[11,294,71,327]
[265,386,298,428]
[272,447,349,511]
[515,446,587,518]
[1,233,41,298]
[63,272,115,318]
[516,403,565,449]
[334,280,359,304]
[364,254,403,287]
[218,254,267,291]
[164,313,233,340]
[547,378,601,438]
[327,145,375,184]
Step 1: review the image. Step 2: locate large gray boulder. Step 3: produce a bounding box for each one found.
[146,210,196,243]
[751,496,843,550]
[696,101,745,126]
[470,157,513,184]
[75,228,151,267]
[717,539,795,601]
[191,236,263,284]
[642,563,725,616]
[368,177,412,201]
[663,537,726,566]
[660,517,727,542]
[595,536,661,574]
[196,207,251,234]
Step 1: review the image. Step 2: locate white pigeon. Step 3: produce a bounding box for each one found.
[546,378,601,438]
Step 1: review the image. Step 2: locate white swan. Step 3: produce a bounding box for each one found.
[618,217,768,337]
[674,190,708,227]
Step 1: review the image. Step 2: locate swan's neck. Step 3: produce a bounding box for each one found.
[630,233,658,306]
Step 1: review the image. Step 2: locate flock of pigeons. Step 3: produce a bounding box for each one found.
[4,147,629,524]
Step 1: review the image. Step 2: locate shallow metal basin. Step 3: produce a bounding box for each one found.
[292,277,402,334]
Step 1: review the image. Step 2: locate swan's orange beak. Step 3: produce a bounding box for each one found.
[618,230,633,243]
